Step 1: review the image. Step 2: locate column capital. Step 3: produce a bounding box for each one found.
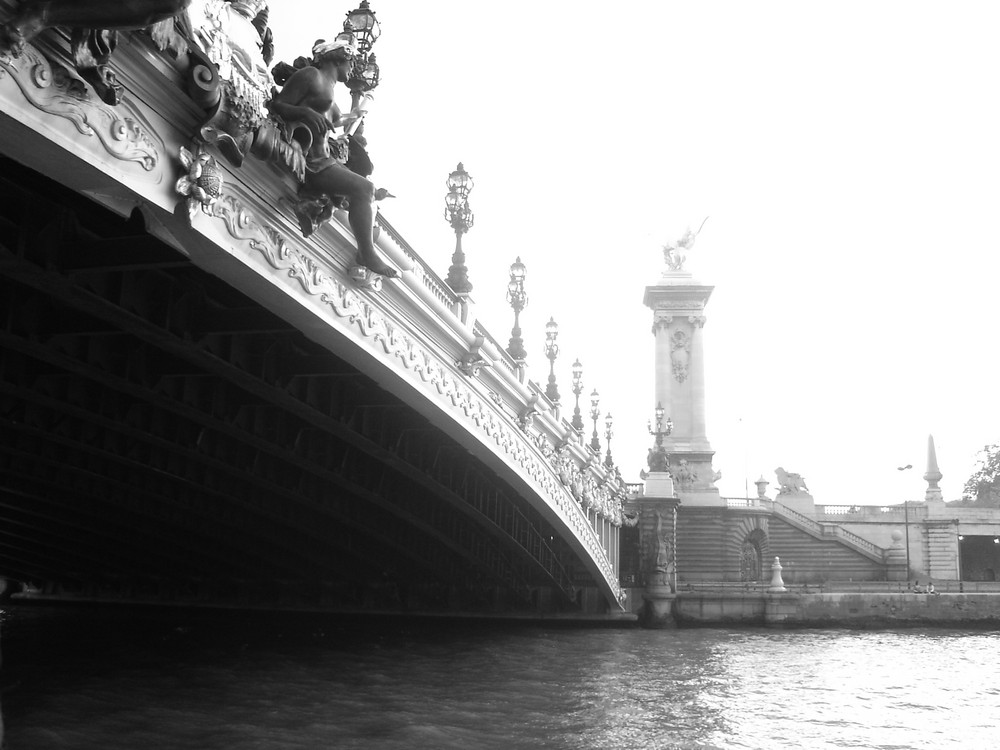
[651,313,672,333]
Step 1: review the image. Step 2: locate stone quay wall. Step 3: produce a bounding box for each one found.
[674,592,1000,628]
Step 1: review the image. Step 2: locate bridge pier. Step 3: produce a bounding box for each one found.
[636,473,680,628]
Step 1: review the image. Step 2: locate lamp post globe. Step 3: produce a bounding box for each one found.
[589,389,601,452]
[544,317,560,403]
[604,412,614,470]
[570,358,584,431]
[506,257,527,362]
[343,2,381,102]
[343,1,381,54]
[647,402,673,473]
[444,163,474,294]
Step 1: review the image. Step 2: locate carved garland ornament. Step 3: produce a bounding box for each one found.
[206,194,624,601]
[670,329,690,383]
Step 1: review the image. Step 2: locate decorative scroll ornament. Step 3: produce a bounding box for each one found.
[456,352,489,376]
[456,336,491,376]
[0,45,161,171]
[176,145,223,220]
[347,264,383,292]
[517,394,539,431]
[187,0,273,166]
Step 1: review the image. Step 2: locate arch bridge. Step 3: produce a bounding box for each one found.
[0,5,629,615]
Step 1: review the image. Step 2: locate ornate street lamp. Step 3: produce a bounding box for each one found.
[604,412,614,470]
[343,1,380,54]
[570,359,584,431]
[343,2,381,106]
[647,402,673,473]
[444,162,474,295]
[589,389,601,452]
[506,257,527,361]
[543,317,559,403]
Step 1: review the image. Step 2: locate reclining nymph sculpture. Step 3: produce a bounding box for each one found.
[269,35,398,279]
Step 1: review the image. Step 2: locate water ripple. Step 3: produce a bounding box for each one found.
[2,609,999,749]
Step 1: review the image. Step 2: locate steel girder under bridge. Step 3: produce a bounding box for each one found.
[0,156,625,614]
[0,19,628,615]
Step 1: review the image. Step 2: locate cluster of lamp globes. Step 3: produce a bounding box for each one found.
[341,1,382,97]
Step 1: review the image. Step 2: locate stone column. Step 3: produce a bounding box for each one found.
[643,270,722,506]
[689,317,709,444]
[924,434,945,518]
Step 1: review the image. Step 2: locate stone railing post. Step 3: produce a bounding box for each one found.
[884,529,908,581]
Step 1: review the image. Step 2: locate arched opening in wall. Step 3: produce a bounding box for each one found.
[958,535,1000,581]
[740,539,762,582]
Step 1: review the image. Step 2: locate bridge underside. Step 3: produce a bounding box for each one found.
[0,158,604,615]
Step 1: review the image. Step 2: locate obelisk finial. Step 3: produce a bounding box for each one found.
[924,434,943,503]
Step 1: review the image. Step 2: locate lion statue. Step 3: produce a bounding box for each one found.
[775,467,810,495]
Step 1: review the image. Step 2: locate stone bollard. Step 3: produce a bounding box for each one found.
[764,556,799,626]
[768,556,787,593]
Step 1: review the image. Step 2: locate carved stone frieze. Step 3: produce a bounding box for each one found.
[651,299,707,312]
[205,194,623,602]
[0,45,161,172]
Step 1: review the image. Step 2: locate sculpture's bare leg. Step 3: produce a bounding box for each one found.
[305,163,397,278]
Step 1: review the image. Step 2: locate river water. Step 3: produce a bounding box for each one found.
[0,605,997,749]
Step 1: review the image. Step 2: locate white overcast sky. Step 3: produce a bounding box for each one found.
[267,1,1000,505]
